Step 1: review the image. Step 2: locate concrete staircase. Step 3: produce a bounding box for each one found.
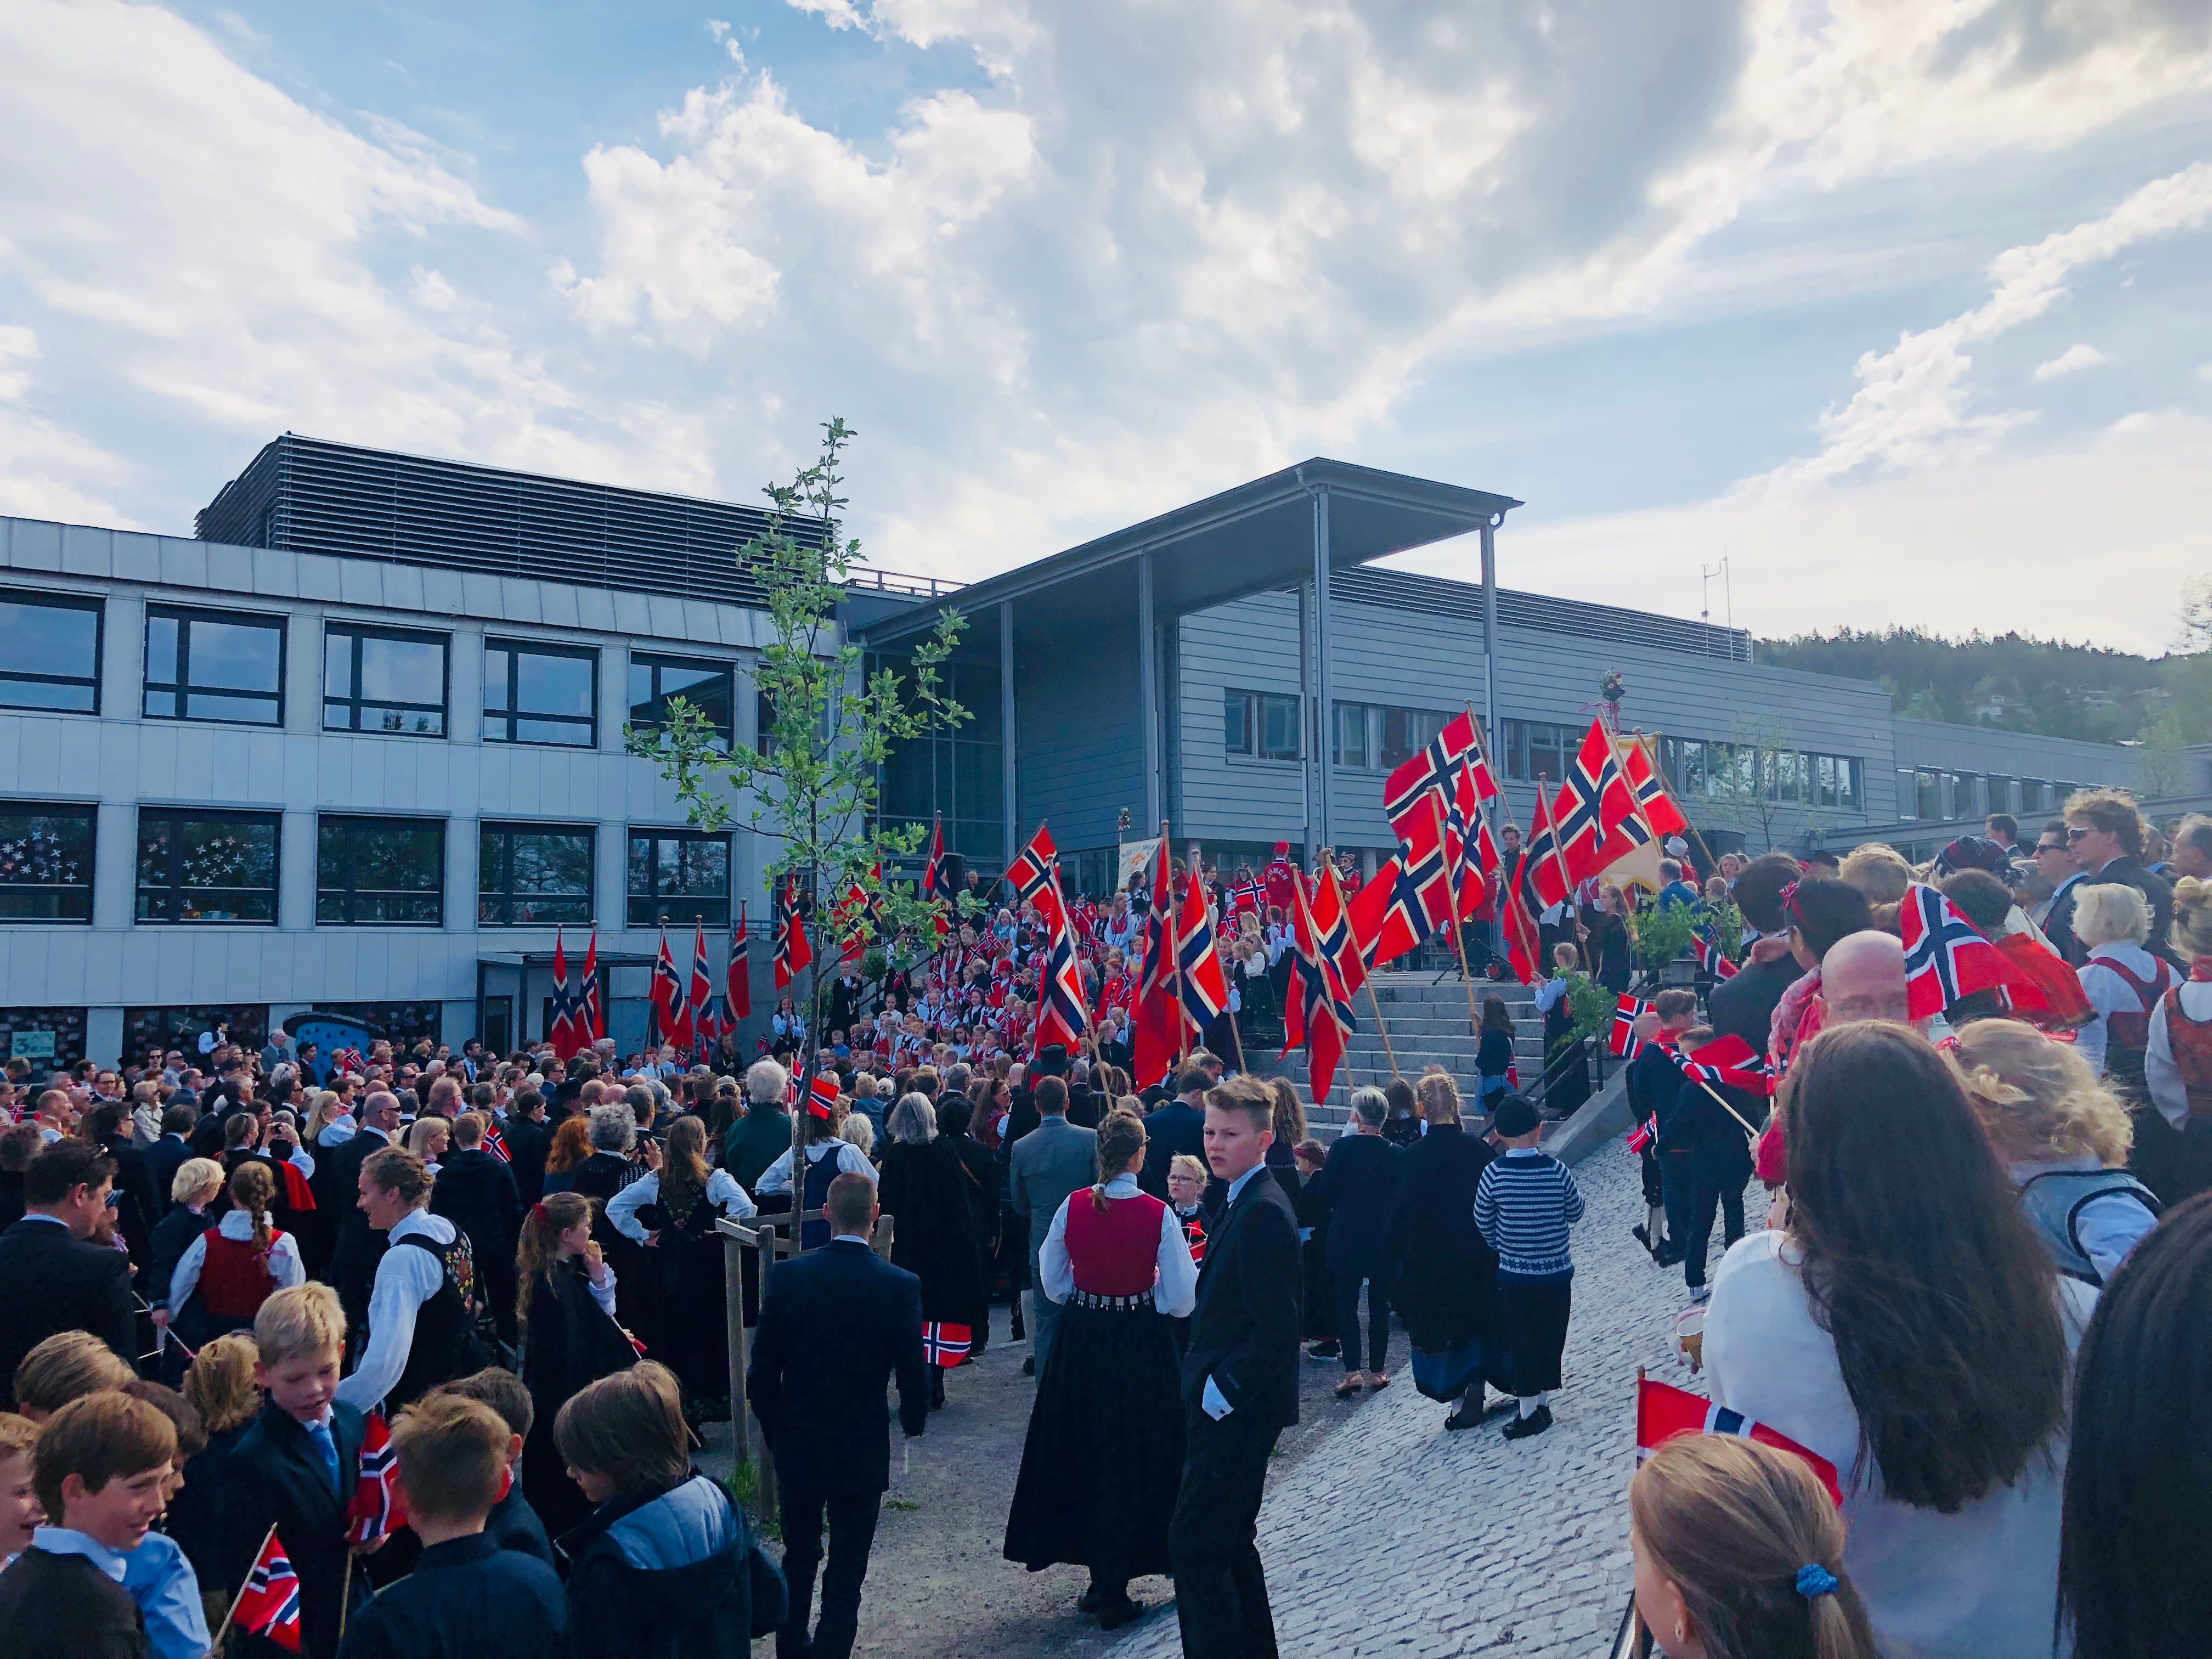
[1254,972,1547,1137]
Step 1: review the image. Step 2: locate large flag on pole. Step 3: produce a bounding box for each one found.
[1624,733,1691,838]
[726,903,752,1024]
[1032,869,1091,1059]
[582,927,604,1042]
[1283,868,1352,1103]
[1382,709,1488,848]
[1175,870,1232,1032]
[1006,824,1065,928]
[688,921,714,1056]
[1132,832,1182,1088]
[1312,856,1369,1003]
[773,875,812,990]
[650,928,688,1052]
[923,815,957,936]
[548,928,583,1059]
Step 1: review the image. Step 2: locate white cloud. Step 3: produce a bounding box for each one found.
[785,0,866,32]
[706,19,746,66]
[0,326,139,526]
[2034,342,2115,380]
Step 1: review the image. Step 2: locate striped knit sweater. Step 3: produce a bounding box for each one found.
[1473,1149,1585,1277]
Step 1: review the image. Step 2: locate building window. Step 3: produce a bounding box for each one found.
[483,640,596,747]
[1915,770,1941,822]
[0,589,102,714]
[1378,707,1446,771]
[1223,689,1299,761]
[324,624,448,736]
[317,816,444,926]
[0,803,95,922]
[144,607,284,725]
[478,823,595,926]
[1836,757,1862,811]
[627,830,731,927]
[1332,702,1369,768]
[136,808,280,924]
[629,653,733,748]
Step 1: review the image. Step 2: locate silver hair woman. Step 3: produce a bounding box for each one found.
[745,1057,789,1105]
[586,1101,636,1154]
[887,1092,939,1144]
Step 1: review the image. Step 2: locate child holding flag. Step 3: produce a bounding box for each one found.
[221,1283,368,1658]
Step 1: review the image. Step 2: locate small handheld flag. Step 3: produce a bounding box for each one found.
[806,1073,839,1120]
[1694,926,1740,981]
[1635,1375,1842,1504]
[232,1527,304,1652]
[921,1321,973,1367]
[1899,882,2006,1021]
[345,1410,407,1547]
[1610,995,1651,1059]
[483,1124,511,1165]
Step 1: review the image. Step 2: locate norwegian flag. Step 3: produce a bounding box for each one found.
[1539,719,1643,894]
[1349,799,1455,969]
[1899,882,2007,1021]
[1500,845,1544,986]
[1132,836,1182,1089]
[483,1124,512,1165]
[774,875,813,991]
[1180,1215,1207,1263]
[1610,995,1651,1059]
[345,1411,408,1547]
[548,926,584,1059]
[1310,857,1369,1004]
[1232,876,1265,916]
[1627,1116,1655,1156]
[726,905,752,1024]
[1637,1376,1842,1504]
[805,1073,840,1120]
[1381,709,1487,847]
[1175,872,1231,1030]
[1005,825,1064,928]
[235,1528,305,1652]
[582,926,605,1042]
[1283,868,1353,1104]
[1446,753,1502,922]
[331,1046,366,1078]
[1622,735,1691,838]
[922,815,956,936]
[922,1321,973,1367]
[1032,869,1092,1060]
[1694,925,1740,981]
[650,927,690,1052]
[1672,1033,1775,1097]
[689,921,714,1057]
[1523,780,1579,913]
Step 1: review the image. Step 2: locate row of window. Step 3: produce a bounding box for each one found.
[1897,770,2083,823]
[0,805,739,928]
[1222,690,1462,773]
[0,586,742,748]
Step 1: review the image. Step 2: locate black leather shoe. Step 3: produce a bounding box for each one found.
[1502,1404,1553,1441]
[1097,1594,1145,1630]
[1020,1357,1034,1376]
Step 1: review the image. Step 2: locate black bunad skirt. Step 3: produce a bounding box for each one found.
[1002,1291,1186,1581]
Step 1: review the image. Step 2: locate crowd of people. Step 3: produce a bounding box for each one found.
[1,788,2210,1658]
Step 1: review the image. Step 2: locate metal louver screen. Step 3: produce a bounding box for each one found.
[194,435,812,609]
[1329,566,1750,660]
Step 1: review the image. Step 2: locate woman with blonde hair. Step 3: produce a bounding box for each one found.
[1949,1018,2159,1285]
[149,1155,225,1362]
[2140,872,2212,1205]
[2074,882,2171,1085]
[168,1157,303,1339]
[1838,843,1912,906]
[405,1113,450,1171]
[1628,1434,1878,1659]
[1003,1107,1197,1628]
[302,1088,352,1149]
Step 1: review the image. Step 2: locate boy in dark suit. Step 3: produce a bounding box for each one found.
[335,1393,565,1659]
[428,1368,551,1562]
[222,1284,366,1659]
[0,1389,178,1659]
[747,1172,928,1659]
[0,1140,136,1408]
[1169,1076,1301,1659]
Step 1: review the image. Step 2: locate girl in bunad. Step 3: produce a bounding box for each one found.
[516,1190,637,1541]
[1002,1108,1197,1630]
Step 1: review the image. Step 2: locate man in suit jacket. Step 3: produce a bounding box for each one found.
[1169,1076,1301,1659]
[747,1172,927,1659]
[2066,792,2179,963]
[144,1105,198,1216]
[0,1140,136,1409]
[320,1090,400,1353]
[1139,1069,1210,1201]
[501,1089,554,1207]
[1705,855,1804,1052]
[1006,1076,1097,1373]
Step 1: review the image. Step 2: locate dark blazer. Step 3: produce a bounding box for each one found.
[0,1545,146,1659]
[0,1216,137,1408]
[97,1132,161,1280]
[334,1531,566,1659]
[323,1127,393,1275]
[2044,875,2088,968]
[745,1238,928,1495]
[1706,955,1801,1054]
[501,1115,553,1206]
[222,1398,368,1659]
[149,1203,210,1312]
[1180,1168,1301,1430]
[146,1133,195,1215]
[1309,1130,1402,1278]
[1137,1098,1206,1200]
[429,1148,521,1262]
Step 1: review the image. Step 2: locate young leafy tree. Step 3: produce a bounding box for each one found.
[627,418,968,1077]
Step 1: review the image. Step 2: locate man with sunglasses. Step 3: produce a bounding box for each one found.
[2034,821,2090,967]
[2063,788,2179,968]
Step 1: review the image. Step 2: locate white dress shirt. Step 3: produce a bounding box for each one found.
[2076,940,2167,1074]
[168,1207,306,1314]
[2146,978,2212,1131]
[1037,1173,1198,1316]
[607,1169,757,1242]
[335,1207,458,1413]
[754,1138,876,1195]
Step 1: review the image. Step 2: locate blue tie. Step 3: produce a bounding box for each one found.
[307,1419,341,1497]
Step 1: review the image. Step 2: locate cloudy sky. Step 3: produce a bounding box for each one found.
[2,1,2209,651]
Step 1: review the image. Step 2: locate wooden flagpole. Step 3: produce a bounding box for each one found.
[212,1522,279,1651]
[1365,978,1401,1080]
[1684,1069,1764,1139]
[1435,792,1486,1036]
[1328,845,1400,1081]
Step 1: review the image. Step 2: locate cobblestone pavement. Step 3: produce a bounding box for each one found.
[1114,1139,1741,1659]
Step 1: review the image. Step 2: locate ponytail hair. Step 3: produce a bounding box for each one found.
[1629,1435,1878,1659]
[516,1192,595,1327]
[1091,1108,1147,1213]
[228,1160,276,1257]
